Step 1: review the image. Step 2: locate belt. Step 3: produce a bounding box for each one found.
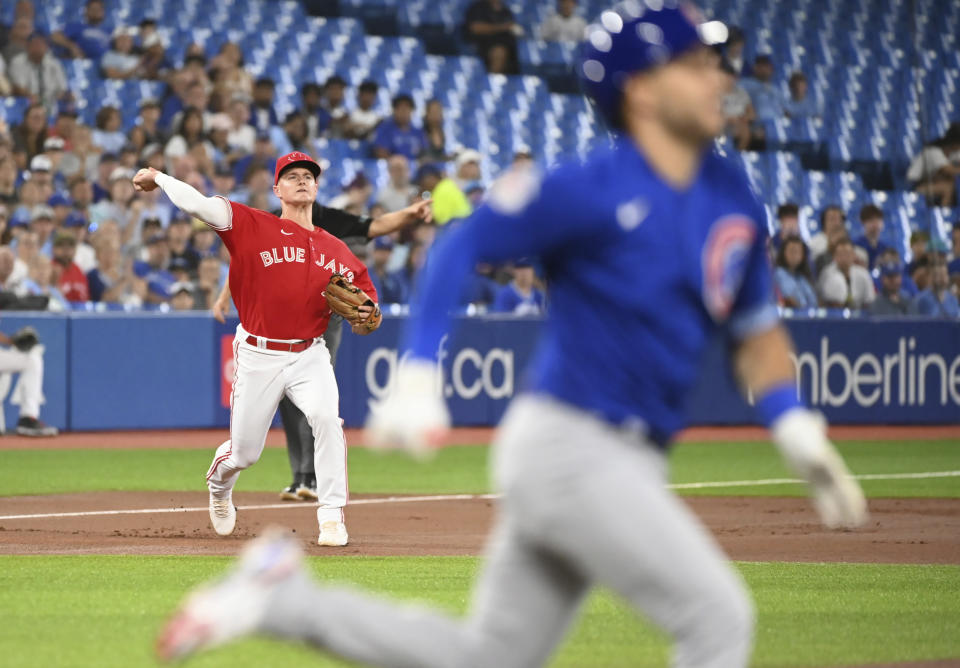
[245,335,316,353]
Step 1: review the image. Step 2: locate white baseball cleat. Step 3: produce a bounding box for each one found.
[209,493,237,536]
[156,527,303,662]
[317,520,348,547]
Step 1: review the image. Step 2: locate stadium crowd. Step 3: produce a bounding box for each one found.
[0,0,956,319]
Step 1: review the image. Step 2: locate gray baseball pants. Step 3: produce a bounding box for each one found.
[262,394,754,667]
[278,316,343,482]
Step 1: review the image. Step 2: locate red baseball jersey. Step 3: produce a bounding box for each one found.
[216,200,378,340]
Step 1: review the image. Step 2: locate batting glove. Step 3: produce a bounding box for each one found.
[771,408,868,530]
[364,358,450,457]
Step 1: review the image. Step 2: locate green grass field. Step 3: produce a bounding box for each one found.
[1,438,958,667]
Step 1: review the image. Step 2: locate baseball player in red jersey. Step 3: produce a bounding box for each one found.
[132,152,379,546]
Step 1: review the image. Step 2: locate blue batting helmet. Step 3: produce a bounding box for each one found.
[579,1,728,129]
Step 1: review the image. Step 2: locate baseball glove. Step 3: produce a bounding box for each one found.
[324,274,381,333]
[10,326,39,352]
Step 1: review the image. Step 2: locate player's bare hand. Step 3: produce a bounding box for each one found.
[133,167,161,192]
[365,359,450,456]
[211,295,229,323]
[772,409,868,530]
[407,199,433,225]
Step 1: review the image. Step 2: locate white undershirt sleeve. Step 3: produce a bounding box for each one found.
[154,173,232,230]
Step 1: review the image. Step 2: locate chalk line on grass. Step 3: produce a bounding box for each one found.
[0,472,956,521]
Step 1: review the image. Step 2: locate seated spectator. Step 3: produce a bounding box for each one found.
[783,72,820,119]
[818,236,876,309]
[415,163,471,226]
[948,224,960,293]
[60,211,95,272]
[0,54,12,97]
[493,260,545,315]
[170,282,195,311]
[873,247,918,297]
[47,105,78,150]
[740,55,783,123]
[170,81,212,133]
[137,20,170,80]
[421,99,449,162]
[11,102,48,168]
[329,173,374,216]
[42,137,68,190]
[722,26,748,77]
[909,259,959,318]
[377,154,416,213]
[60,125,101,179]
[366,237,406,304]
[29,204,56,257]
[206,113,238,168]
[133,232,175,304]
[27,155,55,203]
[914,165,959,208]
[193,255,223,308]
[300,83,326,141]
[808,204,846,275]
[11,227,39,289]
[22,254,68,311]
[346,80,381,141]
[249,78,279,134]
[209,42,252,104]
[771,202,800,252]
[167,213,200,274]
[907,230,930,274]
[90,167,140,245]
[51,0,110,60]
[92,106,127,154]
[0,157,19,205]
[87,236,122,302]
[852,204,889,269]
[3,16,33,64]
[276,111,311,156]
[454,149,483,191]
[870,261,911,316]
[720,59,756,151]
[226,95,256,154]
[774,235,817,308]
[463,0,521,74]
[909,254,931,295]
[322,75,349,139]
[372,94,427,161]
[164,107,208,163]
[540,0,587,42]
[102,27,141,79]
[51,232,90,303]
[906,122,960,185]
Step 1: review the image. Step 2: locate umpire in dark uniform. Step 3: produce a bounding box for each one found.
[213,197,432,499]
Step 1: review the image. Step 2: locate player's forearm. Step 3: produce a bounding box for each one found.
[154,173,231,230]
[734,324,795,398]
[402,221,480,360]
[367,209,410,238]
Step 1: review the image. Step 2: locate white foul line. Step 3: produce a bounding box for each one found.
[0,472,957,522]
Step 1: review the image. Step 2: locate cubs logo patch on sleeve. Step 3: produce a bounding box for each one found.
[701,215,756,322]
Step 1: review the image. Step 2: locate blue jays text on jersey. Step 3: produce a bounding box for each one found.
[404,136,778,445]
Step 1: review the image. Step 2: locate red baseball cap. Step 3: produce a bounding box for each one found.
[274,152,322,185]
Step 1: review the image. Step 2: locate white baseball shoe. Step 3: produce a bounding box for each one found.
[317,520,348,547]
[209,493,237,536]
[156,527,302,662]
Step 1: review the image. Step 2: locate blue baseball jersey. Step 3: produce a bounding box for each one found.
[404,136,778,444]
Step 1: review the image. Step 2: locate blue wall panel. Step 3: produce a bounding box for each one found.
[69,313,217,429]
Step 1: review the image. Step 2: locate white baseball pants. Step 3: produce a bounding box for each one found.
[0,345,46,419]
[207,325,347,524]
[261,395,753,667]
